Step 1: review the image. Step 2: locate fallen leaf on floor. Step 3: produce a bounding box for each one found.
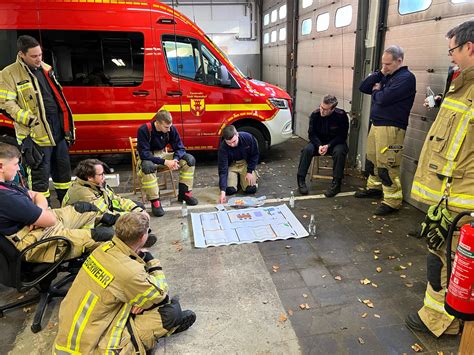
[400,265,407,270]
[358,337,365,344]
[299,303,311,310]
[361,313,368,318]
[360,278,371,285]
[288,309,294,316]
[388,255,396,260]
[334,275,342,281]
[384,224,389,227]
[303,214,308,218]
[47,322,55,330]
[262,300,268,304]
[17,295,25,300]
[261,162,266,164]
[302,293,308,298]
[362,299,374,308]
[278,313,288,323]
[272,265,280,272]
[376,230,382,234]
[374,314,381,318]
[372,215,377,219]
[388,230,393,233]
[408,262,413,266]
[371,202,377,205]
[374,249,381,254]
[322,274,327,278]
[411,343,423,352]
[371,283,378,288]
[374,255,379,260]
[437,352,444,355]
[23,307,31,313]
[340,326,348,330]
[400,274,407,279]
[376,267,382,273]
[405,282,414,288]
[285,245,292,249]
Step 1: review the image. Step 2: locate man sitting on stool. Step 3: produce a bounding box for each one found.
[218,125,259,203]
[297,95,349,197]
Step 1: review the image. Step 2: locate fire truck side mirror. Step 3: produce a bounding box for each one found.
[217,65,231,87]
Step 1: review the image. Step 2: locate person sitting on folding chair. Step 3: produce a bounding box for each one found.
[137,110,198,217]
[297,95,349,197]
[62,158,157,247]
[0,142,115,263]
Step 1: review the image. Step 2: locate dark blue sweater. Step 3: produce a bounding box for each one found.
[359,66,416,130]
[308,108,349,148]
[137,123,186,165]
[218,131,259,191]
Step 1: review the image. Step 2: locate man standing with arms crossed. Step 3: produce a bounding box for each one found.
[356,45,416,215]
[406,20,473,338]
[0,35,74,205]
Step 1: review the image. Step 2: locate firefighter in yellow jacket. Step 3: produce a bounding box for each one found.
[54,212,196,354]
[0,35,74,204]
[405,20,474,338]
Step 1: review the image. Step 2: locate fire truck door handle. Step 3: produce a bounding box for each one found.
[166,90,182,97]
[133,90,150,96]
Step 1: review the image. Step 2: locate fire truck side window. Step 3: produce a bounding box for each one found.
[39,30,144,87]
[162,35,223,86]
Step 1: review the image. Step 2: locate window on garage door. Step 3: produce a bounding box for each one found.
[399,0,432,15]
[279,5,287,19]
[301,18,312,35]
[316,12,330,32]
[263,13,270,26]
[335,5,352,28]
[302,0,313,9]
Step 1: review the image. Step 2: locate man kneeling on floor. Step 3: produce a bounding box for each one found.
[0,143,114,263]
[218,125,259,204]
[53,212,196,354]
[62,158,157,247]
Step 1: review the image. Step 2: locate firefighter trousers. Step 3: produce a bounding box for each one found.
[28,138,72,203]
[365,125,405,209]
[228,160,259,192]
[138,152,195,201]
[7,205,101,263]
[418,247,461,337]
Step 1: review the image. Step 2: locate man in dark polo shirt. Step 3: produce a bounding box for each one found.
[297,95,349,197]
[218,125,259,204]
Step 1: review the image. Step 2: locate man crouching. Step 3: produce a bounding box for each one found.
[53,212,196,354]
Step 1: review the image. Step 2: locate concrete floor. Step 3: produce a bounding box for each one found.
[0,136,461,354]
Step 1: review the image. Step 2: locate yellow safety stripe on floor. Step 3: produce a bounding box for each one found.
[66,290,98,352]
[106,303,131,354]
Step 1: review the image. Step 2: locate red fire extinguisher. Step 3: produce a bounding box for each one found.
[445,211,474,320]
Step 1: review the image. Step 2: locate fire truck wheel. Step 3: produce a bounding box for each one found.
[237,126,268,160]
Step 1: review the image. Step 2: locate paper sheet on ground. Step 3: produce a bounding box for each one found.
[191,204,308,248]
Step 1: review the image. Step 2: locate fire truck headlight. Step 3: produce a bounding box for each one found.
[269,98,289,110]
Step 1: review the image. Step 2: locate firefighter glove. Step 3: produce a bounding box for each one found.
[100,213,120,226]
[420,204,453,251]
[138,250,154,263]
[20,136,44,169]
[27,114,39,127]
[141,160,158,174]
[73,201,99,213]
[91,226,115,242]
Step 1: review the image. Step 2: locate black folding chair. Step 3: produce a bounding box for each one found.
[0,234,84,333]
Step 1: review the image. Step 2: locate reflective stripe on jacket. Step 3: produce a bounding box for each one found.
[53,237,168,354]
[411,66,474,212]
[62,178,142,214]
[0,55,74,146]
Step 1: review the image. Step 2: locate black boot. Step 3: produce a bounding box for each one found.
[354,188,383,199]
[297,175,308,195]
[174,310,197,334]
[151,199,165,217]
[324,178,341,198]
[178,183,198,206]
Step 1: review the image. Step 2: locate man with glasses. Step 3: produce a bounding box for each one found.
[218,125,259,204]
[406,20,473,338]
[356,45,416,215]
[297,95,349,197]
[62,159,157,247]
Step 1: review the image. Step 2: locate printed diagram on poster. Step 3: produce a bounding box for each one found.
[191,204,308,248]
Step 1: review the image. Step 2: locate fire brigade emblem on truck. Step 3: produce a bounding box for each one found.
[191,98,205,116]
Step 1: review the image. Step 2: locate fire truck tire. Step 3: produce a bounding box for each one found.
[237,126,268,159]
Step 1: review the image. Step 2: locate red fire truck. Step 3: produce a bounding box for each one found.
[0,0,292,155]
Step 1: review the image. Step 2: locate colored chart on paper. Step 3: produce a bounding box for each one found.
[191,204,308,248]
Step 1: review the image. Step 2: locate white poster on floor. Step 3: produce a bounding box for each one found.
[191,204,309,248]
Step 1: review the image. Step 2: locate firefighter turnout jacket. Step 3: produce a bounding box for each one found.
[411,66,474,212]
[62,178,145,215]
[0,55,74,146]
[54,237,170,354]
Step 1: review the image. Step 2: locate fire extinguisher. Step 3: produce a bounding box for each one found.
[445,211,474,320]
